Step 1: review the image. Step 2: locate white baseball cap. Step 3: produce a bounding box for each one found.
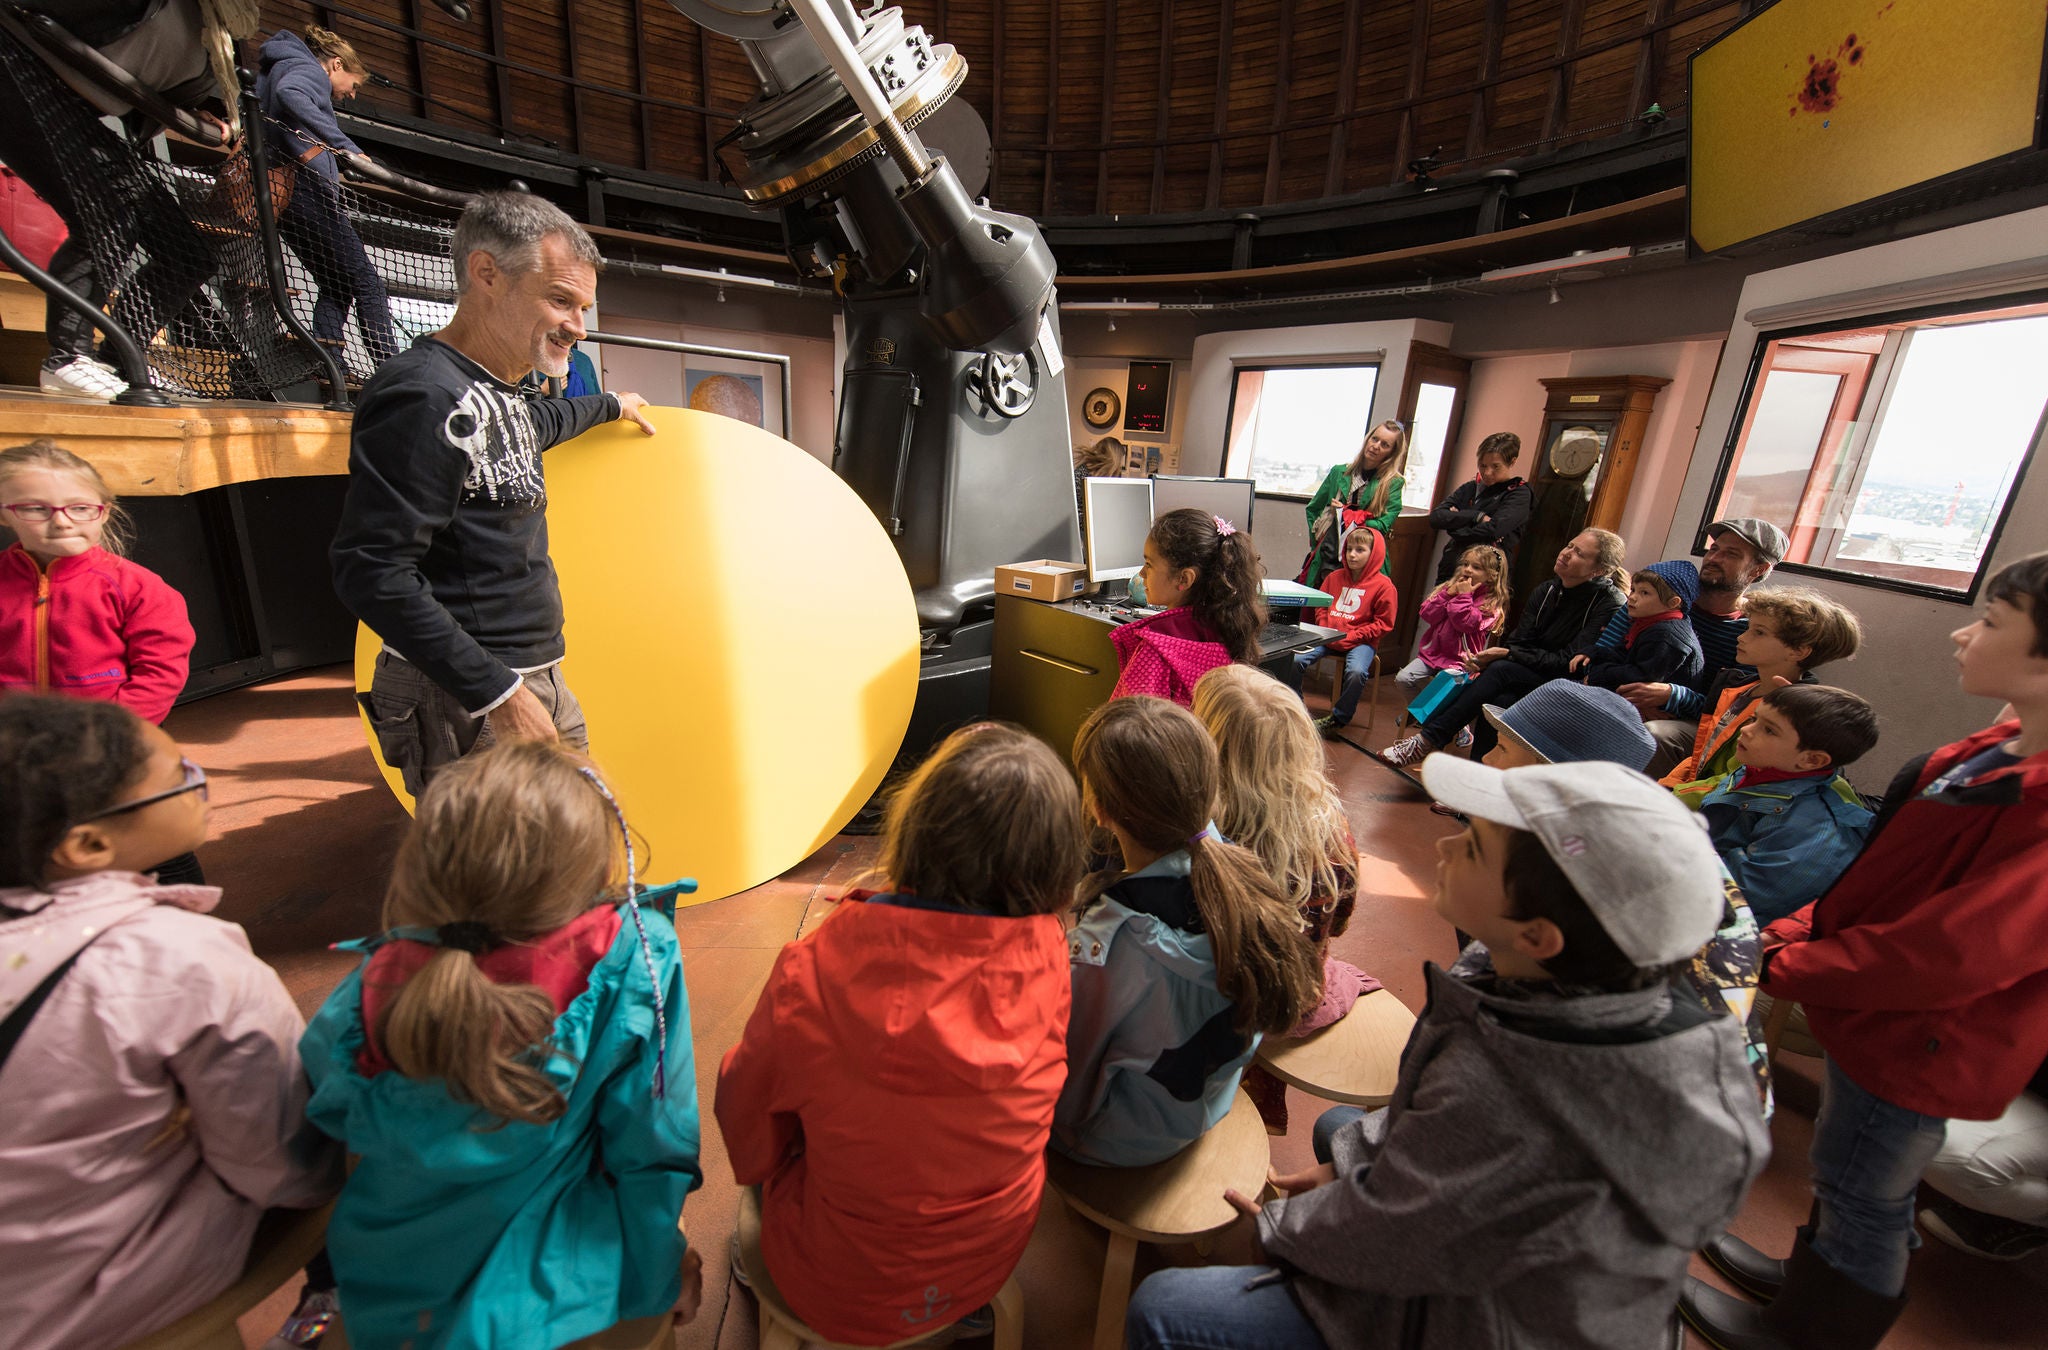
[1421,755,1724,968]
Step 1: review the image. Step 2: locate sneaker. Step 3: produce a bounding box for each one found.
[728,1230,753,1289]
[1454,727,1474,751]
[951,1304,996,1338]
[1313,714,1347,738]
[1377,732,1436,768]
[1429,801,1469,822]
[1919,1194,2048,1261]
[40,355,127,400]
[259,1287,339,1349]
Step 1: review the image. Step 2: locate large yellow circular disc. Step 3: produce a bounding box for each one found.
[354,407,921,903]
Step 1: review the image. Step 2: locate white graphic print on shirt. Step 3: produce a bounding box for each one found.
[442,379,545,506]
[1330,585,1365,619]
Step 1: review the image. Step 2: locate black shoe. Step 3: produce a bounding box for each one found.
[1313,714,1347,738]
[1680,1234,1905,1350]
[1920,1193,2048,1260]
[1700,1232,1790,1302]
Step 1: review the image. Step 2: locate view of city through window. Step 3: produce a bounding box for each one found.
[1224,364,1381,496]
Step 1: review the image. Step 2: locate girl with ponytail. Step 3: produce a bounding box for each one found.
[1113,506,1269,706]
[1053,696,1322,1166]
[299,740,707,1349]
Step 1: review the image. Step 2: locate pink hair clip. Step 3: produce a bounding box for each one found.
[1212,515,1237,537]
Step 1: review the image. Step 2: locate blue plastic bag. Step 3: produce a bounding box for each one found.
[1404,668,1469,724]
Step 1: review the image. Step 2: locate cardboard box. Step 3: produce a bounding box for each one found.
[995,559,1089,602]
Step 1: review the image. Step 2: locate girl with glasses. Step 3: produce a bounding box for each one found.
[0,695,342,1350]
[1,439,201,883]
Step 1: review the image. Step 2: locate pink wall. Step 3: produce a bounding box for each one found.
[1439,340,1725,572]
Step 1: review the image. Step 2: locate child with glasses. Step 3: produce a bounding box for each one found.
[0,695,341,1350]
[0,439,202,884]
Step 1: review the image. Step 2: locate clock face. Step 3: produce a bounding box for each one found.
[1083,387,1121,429]
[1550,429,1605,478]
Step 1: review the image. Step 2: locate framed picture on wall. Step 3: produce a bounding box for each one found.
[682,352,787,438]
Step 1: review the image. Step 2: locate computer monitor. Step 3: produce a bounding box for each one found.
[1150,475,1256,535]
[1082,476,1154,583]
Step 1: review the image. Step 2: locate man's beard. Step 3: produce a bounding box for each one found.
[533,337,572,379]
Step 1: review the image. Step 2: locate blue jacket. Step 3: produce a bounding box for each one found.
[257,30,362,182]
[1052,850,1259,1167]
[1582,614,1705,691]
[300,904,702,1350]
[1694,769,1874,926]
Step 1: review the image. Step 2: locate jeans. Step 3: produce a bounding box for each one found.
[1419,656,1547,756]
[1126,1267,1328,1350]
[1313,1106,1366,1164]
[1292,643,1375,724]
[1809,1056,1948,1297]
[277,171,399,368]
[360,653,588,797]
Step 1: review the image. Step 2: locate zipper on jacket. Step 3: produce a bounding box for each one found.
[33,569,49,693]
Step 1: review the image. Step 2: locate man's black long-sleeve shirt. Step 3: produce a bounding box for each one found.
[330,338,619,712]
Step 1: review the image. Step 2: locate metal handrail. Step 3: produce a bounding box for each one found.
[239,72,353,410]
[0,222,169,406]
[584,329,794,441]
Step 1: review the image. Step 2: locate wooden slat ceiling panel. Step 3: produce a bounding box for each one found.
[252,0,1746,216]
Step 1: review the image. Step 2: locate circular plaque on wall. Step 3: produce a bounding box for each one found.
[1082,386,1122,429]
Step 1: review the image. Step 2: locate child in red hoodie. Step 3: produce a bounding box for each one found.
[716,723,1079,1344]
[0,439,198,882]
[1293,525,1396,734]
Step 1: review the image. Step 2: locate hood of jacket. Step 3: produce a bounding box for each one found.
[803,893,1070,1096]
[1334,525,1388,579]
[0,871,220,1011]
[258,28,320,83]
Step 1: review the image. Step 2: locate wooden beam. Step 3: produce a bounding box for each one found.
[698,22,717,181]
[1390,0,1430,186]
[1464,0,1507,161]
[1150,0,1174,212]
[1094,0,1118,214]
[0,395,353,496]
[1324,0,1364,198]
[1629,0,1674,119]
[1206,0,1236,210]
[404,0,437,122]
[1542,0,1588,145]
[485,0,515,135]
[1262,0,1295,205]
[560,0,586,157]
[1042,0,1062,219]
[630,0,654,172]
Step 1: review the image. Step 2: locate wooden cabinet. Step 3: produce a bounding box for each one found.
[1509,375,1669,615]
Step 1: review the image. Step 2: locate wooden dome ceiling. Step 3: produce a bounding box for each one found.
[262,0,1752,220]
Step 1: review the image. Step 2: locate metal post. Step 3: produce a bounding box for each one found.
[0,222,170,406]
[238,70,353,410]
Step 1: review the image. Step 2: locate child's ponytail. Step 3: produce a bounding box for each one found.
[372,741,623,1127]
[1074,696,1320,1038]
[1150,507,1268,661]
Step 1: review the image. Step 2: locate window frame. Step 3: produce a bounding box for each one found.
[1695,289,2048,604]
[1220,359,1383,501]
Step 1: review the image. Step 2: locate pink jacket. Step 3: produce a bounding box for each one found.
[1414,586,1499,672]
[1110,606,1234,706]
[0,872,340,1350]
[0,544,194,723]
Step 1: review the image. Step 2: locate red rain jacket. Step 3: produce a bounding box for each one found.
[1763,721,2048,1120]
[715,891,1069,1343]
[0,544,192,722]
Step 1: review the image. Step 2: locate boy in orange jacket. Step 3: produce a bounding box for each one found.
[1294,526,1396,735]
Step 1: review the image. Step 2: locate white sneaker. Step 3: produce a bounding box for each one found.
[40,355,128,400]
[1377,732,1437,768]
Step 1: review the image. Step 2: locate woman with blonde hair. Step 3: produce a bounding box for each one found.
[1301,418,1407,586]
[300,740,706,1349]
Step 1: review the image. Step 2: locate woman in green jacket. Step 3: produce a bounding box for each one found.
[1303,419,1407,586]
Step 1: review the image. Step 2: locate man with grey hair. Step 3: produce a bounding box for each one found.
[333,191,657,792]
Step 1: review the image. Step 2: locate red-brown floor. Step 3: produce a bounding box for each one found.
[165,668,2044,1349]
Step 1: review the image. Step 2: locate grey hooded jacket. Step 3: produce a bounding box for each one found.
[1257,963,1769,1349]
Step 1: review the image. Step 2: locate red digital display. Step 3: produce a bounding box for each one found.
[1123,361,1172,434]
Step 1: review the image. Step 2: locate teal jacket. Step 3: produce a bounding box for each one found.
[1693,769,1874,927]
[301,905,702,1350]
[1051,849,1259,1166]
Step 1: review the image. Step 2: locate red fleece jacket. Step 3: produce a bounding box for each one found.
[0,544,193,723]
[1310,528,1396,652]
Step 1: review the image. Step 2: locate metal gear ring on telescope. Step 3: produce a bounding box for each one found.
[727,49,966,206]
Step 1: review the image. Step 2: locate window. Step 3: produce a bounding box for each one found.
[1705,297,2048,599]
[1222,363,1380,497]
[1402,380,1458,516]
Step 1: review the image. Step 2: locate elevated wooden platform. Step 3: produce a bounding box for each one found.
[0,389,350,496]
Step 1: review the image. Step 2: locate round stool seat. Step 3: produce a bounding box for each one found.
[121,1203,333,1350]
[1045,1086,1273,1244]
[737,1187,1023,1350]
[1254,988,1415,1107]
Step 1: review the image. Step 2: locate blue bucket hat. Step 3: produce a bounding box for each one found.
[1642,560,1701,614]
[1483,682,1657,772]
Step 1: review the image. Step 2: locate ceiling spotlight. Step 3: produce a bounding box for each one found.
[717,286,727,303]
[1107,316,1117,332]
[1548,282,1561,306]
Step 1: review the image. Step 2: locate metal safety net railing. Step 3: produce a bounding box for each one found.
[0,25,463,401]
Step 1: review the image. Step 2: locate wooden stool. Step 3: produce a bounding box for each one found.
[121,1203,333,1350]
[1316,649,1380,731]
[330,1309,675,1349]
[1758,993,1821,1065]
[1045,1089,1272,1350]
[1255,989,1416,1108]
[737,1187,1023,1350]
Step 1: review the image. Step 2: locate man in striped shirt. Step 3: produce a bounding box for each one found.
[1621,518,1788,777]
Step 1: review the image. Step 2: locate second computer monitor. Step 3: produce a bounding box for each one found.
[1150,475,1256,535]
[1082,476,1154,582]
